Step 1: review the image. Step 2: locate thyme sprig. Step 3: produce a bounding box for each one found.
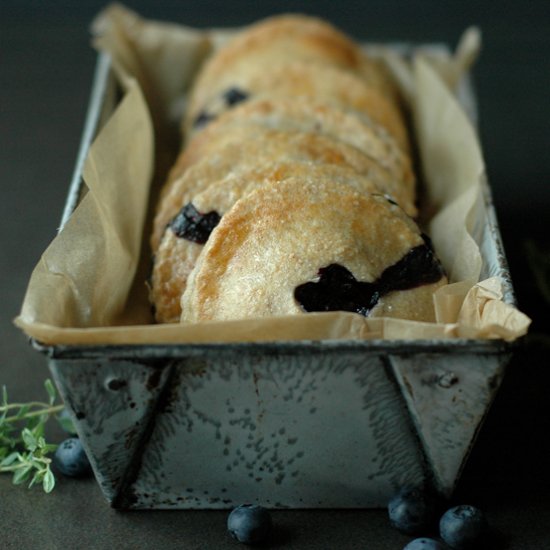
[0,379,67,493]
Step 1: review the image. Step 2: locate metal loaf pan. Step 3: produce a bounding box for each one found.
[38,51,515,509]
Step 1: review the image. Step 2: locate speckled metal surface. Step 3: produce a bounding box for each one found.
[43,340,512,509]
[39,52,515,510]
[390,351,508,496]
[48,355,174,503]
[128,351,425,509]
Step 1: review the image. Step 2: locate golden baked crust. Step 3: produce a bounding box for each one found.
[185,14,399,127]
[151,125,408,251]
[187,95,415,205]
[150,235,203,324]
[181,179,446,323]
[177,123,400,181]
[195,14,364,80]
[151,162,384,323]
[184,60,409,151]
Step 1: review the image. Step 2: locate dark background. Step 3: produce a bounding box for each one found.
[1,1,549,548]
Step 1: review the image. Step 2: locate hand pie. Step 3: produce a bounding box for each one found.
[180,179,446,323]
[185,14,400,133]
[151,162,384,323]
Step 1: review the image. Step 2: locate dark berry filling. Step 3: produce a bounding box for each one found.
[192,111,216,129]
[170,203,221,244]
[192,88,249,129]
[294,244,444,316]
[376,244,443,295]
[421,232,435,251]
[294,264,380,315]
[223,87,249,106]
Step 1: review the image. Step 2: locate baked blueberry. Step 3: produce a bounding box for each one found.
[295,244,444,316]
[223,87,249,106]
[227,503,272,545]
[192,110,216,129]
[439,505,487,549]
[403,538,449,550]
[377,244,444,294]
[388,486,439,535]
[54,438,92,478]
[294,263,379,315]
[170,203,221,244]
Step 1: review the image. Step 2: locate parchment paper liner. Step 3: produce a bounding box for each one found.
[15,4,531,345]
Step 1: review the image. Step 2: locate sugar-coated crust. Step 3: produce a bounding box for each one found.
[151,162,386,322]
[186,14,399,128]
[150,235,204,324]
[178,124,399,181]
[186,95,415,211]
[193,14,363,86]
[151,125,406,251]
[184,60,409,151]
[151,159,229,251]
[181,179,445,323]
[191,162,382,215]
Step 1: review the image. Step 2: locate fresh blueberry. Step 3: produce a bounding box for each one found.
[227,503,272,545]
[54,437,92,478]
[403,538,449,550]
[388,486,439,535]
[439,505,487,549]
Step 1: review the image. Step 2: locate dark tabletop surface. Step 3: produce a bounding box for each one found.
[2,2,550,549]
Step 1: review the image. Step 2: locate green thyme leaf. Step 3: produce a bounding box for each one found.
[0,452,20,467]
[31,420,46,439]
[13,463,33,485]
[0,378,66,493]
[28,470,43,489]
[27,414,43,432]
[15,405,31,419]
[57,411,77,435]
[22,428,38,452]
[44,380,56,406]
[42,469,55,493]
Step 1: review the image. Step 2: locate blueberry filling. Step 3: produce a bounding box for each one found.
[223,87,249,106]
[376,244,443,295]
[192,88,249,129]
[294,244,444,316]
[294,264,379,315]
[170,203,221,244]
[192,111,216,129]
